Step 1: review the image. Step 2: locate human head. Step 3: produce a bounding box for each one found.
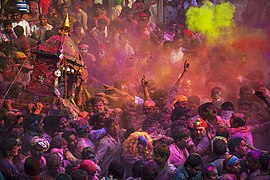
[173,33,183,50]
[246,150,262,173]
[90,97,105,113]
[171,107,191,122]
[223,155,241,174]
[142,160,158,180]
[24,156,41,177]
[132,160,144,178]
[104,118,120,137]
[108,160,124,179]
[0,138,19,158]
[81,147,96,161]
[14,25,24,37]
[228,137,249,158]
[71,169,88,180]
[39,14,47,26]
[230,113,246,128]
[211,87,223,103]
[62,130,77,150]
[259,152,270,172]
[46,153,63,177]
[152,89,168,109]
[212,137,227,156]
[220,101,234,120]
[30,136,50,157]
[80,160,97,176]
[29,1,38,14]
[3,20,13,33]
[12,9,21,22]
[237,99,252,119]
[143,100,156,116]
[239,85,253,99]
[56,173,72,180]
[184,153,203,178]
[215,126,230,139]
[93,3,103,17]
[123,131,153,159]
[78,42,89,56]
[187,95,201,115]
[172,127,191,149]
[90,112,106,129]
[153,144,170,167]
[202,164,218,180]
[50,136,68,152]
[73,3,81,13]
[56,116,69,132]
[97,18,108,32]
[23,114,43,133]
[114,80,128,92]
[193,118,207,140]
[199,102,218,120]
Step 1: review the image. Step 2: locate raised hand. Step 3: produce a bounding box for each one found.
[103,84,114,91]
[141,75,148,88]
[184,60,190,72]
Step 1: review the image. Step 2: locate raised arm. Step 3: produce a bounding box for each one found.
[141,75,151,101]
[174,60,190,88]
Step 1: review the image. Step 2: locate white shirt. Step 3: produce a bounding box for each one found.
[12,19,31,37]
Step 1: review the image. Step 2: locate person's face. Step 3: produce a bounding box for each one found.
[13,13,20,21]
[187,102,199,114]
[94,8,101,17]
[93,101,105,113]
[205,105,218,118]
[211,91,222,102]
[176,136,190,149]
[67,134,78,149]
[154,153,167,167]
[107,121,120,137]
[10,145,20,157]
[236,140,249,157]
[238,105,250,118]
[74,5,80,12]
[144,105,155,116]
[194,127,206,139]
[240,89,252,99]
[227,161,241,174]
[4,24,13,33]
[33,144,46,157]
[127,12,133,19]
[40,18,47,26]
[137,141,145,154]
[97,22,106,32]
[169,23,176,31]
[48,163,62,177]
[207,168,219,180]
[187,165,202,177]
[246,155,260,172]
[173,38,183,49]
[57,117,69,131]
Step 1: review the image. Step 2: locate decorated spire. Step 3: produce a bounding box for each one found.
[61,13,71,34]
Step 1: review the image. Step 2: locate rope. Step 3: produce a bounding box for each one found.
[1,58,29,103]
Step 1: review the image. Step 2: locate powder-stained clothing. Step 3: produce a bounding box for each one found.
[96,134,122,178]
[169,143,189,168]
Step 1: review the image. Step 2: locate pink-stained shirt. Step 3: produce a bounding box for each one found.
[168,143,189,168]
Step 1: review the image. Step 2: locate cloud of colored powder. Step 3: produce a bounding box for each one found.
[186,1,236,45]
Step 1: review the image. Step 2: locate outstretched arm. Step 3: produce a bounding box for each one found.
[102,84,135,102]
[174,60,190,88]
[141,75,151,101]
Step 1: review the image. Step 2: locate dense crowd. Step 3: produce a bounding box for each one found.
[0,0,270,180]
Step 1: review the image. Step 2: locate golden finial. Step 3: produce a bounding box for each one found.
[61,13,71,33]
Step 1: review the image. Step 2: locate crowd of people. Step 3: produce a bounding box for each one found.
[0,0,270,180]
